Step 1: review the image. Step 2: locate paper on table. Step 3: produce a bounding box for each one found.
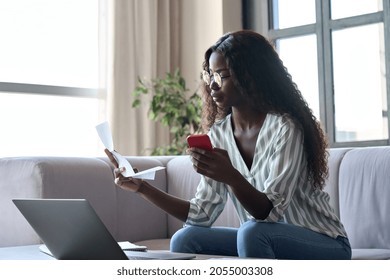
[96,121,165,180]
[118,241,147,251]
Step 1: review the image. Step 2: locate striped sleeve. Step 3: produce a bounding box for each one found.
[186,176,228,226]
[262,118,306,222]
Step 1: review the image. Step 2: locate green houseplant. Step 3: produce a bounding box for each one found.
[132,69,202,155]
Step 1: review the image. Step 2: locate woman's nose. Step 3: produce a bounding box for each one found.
[209,79,221,91]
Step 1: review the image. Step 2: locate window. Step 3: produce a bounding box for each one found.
[244,0,390,147]
[0,0,101,157]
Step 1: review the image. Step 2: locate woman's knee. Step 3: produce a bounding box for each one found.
[238,220,266,242]
[171,225,238,255]
[237,220,275,258]
[170,226,200,253]
[237,221,258,252]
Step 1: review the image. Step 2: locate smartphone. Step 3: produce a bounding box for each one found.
[186,134,213,151]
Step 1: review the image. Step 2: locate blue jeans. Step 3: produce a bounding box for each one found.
[170,220,352,259]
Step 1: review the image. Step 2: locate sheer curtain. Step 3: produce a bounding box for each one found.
[98,0,242,156]
[99,0,179,155]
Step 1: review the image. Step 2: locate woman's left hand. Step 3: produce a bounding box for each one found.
[187,147,238,184]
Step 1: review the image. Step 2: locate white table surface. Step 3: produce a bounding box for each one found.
[0,244,54,260]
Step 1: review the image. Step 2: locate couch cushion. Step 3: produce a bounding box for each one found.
[339,147,390,250]
[352,249,390,260]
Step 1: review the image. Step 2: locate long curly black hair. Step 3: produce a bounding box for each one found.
[200,30,328,190]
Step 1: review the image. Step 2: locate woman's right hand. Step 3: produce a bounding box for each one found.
[105,149,190,222]
[104,149,143,193]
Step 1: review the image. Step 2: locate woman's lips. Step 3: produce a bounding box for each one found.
[211,93,223,103]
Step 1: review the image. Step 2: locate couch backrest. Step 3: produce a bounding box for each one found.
[338,147,390,249]
[324,148,352,217]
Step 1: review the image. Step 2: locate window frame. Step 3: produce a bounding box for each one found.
[0,83,97,98]
[0,0,100,100]
[244,0,390,148]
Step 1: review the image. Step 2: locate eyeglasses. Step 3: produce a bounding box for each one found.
[202,70,230,89]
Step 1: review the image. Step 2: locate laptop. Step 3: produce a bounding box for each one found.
[13,198,195,260]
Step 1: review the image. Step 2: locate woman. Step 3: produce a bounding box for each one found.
[106,30,351,259]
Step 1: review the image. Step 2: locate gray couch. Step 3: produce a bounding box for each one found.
[1,146,390,259]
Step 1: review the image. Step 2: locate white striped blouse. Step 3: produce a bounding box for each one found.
[187,113,347,239]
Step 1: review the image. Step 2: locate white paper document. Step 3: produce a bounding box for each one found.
[118,241,147,251]
[96,121,165,180]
